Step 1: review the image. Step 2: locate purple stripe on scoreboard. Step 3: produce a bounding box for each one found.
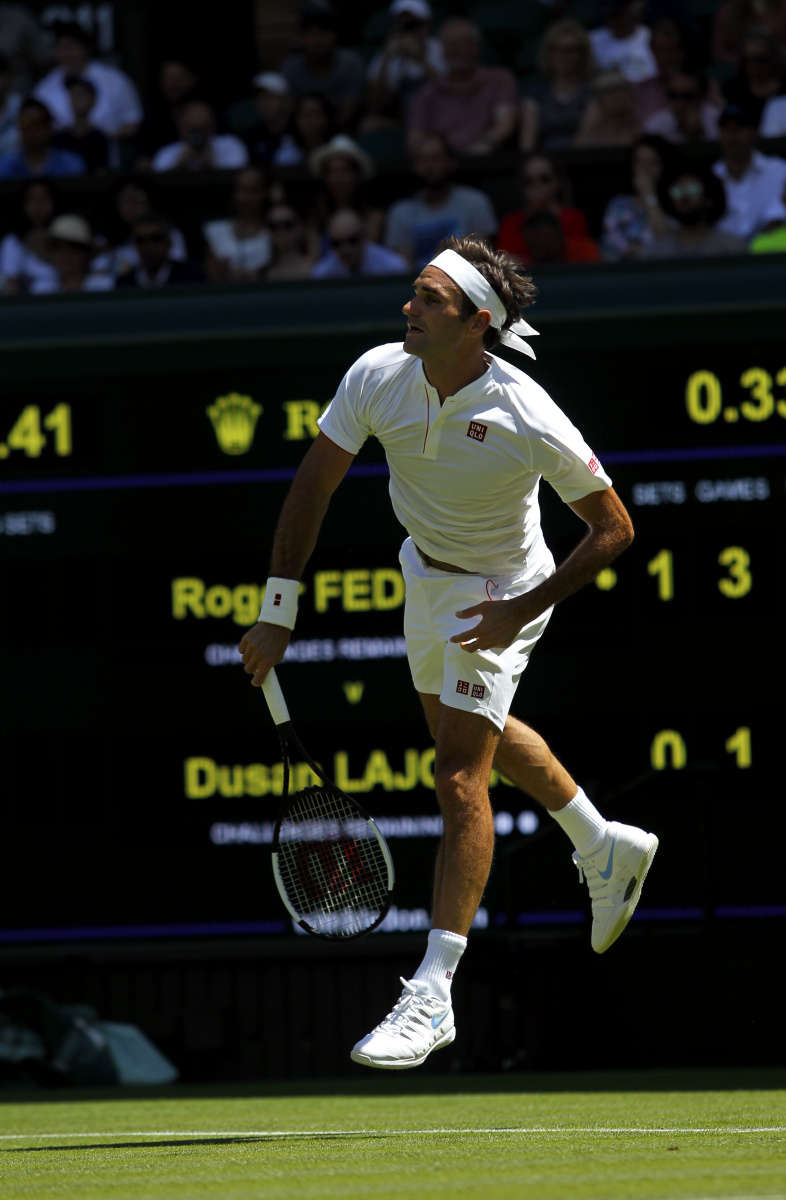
[1,445,785,496]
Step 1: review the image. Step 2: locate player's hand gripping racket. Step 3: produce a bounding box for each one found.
[261,669,395,940]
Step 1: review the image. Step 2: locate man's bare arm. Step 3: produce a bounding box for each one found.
[239,433,355,684]
[450,486,634,652]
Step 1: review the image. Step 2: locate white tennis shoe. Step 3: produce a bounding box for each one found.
[351,978,455,1070]
[573,821,659,954]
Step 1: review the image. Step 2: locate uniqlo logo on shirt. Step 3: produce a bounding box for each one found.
[588,456,600,475]
[456,680,469,695]
[471,684,485,699]
[467,421,488,443]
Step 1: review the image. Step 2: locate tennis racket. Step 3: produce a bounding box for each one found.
[261,668,395,940]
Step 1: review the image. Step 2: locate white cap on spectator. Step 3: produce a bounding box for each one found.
[390,0,432,19]
[46,214,93,247]
[309,135,374,180]
[252,72,290,95]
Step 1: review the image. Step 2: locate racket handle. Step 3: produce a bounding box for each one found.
[261,668,291,726]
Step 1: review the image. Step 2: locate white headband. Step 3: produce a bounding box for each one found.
[428,248,539,359]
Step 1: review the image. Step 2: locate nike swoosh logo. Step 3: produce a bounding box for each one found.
[431,1010,450,1029]
[597,833,618,880]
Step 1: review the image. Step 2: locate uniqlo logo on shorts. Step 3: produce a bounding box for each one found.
[471,684,485,700]
[456,680,469,695]
[467,421,487,443]
[588,455,600,475]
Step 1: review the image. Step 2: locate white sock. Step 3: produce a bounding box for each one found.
[550,787,608,858]
[412,929,467,1002]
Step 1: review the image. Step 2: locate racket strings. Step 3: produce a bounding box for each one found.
[276,787,391,937]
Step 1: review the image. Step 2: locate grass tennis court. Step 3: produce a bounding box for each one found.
[2,1069,785,1200]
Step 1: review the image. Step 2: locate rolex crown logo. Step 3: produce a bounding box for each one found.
[207,393,262,455]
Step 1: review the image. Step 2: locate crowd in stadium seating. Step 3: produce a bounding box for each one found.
[1,0,786,296]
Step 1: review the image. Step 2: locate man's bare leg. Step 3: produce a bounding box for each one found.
[418,692,659,958]
[419,692,575,814]
[430,704,500,935]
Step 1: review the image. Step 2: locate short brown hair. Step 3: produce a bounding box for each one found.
[435,234,537,350]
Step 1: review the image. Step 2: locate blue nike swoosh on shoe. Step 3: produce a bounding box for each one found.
[597,833,618,880]
[431,1010,450,1029]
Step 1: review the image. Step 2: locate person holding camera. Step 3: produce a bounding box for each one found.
[365,0,445,129]
[152,100,248,172]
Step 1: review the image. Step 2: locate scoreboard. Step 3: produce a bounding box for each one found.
[0,274,782,946]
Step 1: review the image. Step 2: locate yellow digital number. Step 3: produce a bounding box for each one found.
[685,370,722,424]
[651,730,687,770]
[739,368,774,421]
[776,367,786,419]
[6,405,46,457]
[717,546,752,598]
[725,726,752,769]
[43,403,72,456]
[647,549,674,601]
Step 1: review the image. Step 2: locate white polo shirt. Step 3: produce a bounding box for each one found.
[318,343,611,577]
[713,150,786,239]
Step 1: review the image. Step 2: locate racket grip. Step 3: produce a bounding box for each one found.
[261,668,291,726]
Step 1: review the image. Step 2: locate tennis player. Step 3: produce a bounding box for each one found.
[239,234,658,1070]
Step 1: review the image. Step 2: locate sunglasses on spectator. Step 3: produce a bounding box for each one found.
[743,54,771,64]
[270,218,297,231]
[669,181,703,200]
[668,89,700,100]
[331,234,361,248]
[552,43,581,52]
[524,173,554,185]
[134,232,168,245]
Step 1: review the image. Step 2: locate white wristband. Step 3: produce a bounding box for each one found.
[258,577,299,630]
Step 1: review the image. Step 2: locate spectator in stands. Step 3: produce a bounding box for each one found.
[722,26,786,124]
[34,20,142,139]
[203,166,272,282]
[0,98,85,178]
[712,0,786,65]
[311,208,409,277]
[308,134,384,245]
[749,187,786,247]
[280,1,366,132]
[635,19,698,124]
[407,17,519,155]
[0,178,58,294]
[244,73,301,167]
[385,134,497,270]
[590,0,657,83]
[642,163,747,257]
[52,76,111,172]
[497,153,590,264]
[290,91,337,162]
[600,133,677,259]
[0,53,21,157]
[521,210,601,264]
[117,213,205,288]
[712,102,786,237]
[152,101,248,172]
[135,60,201,169]
[520,20,594,153]
[0,2,49,94]
[31,213,114,293]
[761,88,786,130]
[365,0,445,130]
[573,69,642,146]
[264,202,315,281]
[97,180,189,280]
[644,67,722,142]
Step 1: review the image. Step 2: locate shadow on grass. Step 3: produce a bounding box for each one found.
[2,1066,786,1107]
[3,1133,396,1153]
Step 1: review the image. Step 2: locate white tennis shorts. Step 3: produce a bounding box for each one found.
[399,537,555,732]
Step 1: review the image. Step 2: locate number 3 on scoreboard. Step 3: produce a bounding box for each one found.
[717,546,752,598]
